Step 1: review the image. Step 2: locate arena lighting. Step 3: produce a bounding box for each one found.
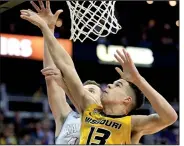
[1,37,33,57]
[169,1,177,7]
[176,20,179,27]
[0,33,72,61]
[56,18,62,27]
[96,44,154,67]
[146,1,153,4]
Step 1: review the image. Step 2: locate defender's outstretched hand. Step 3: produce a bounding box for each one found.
[114,49,141,83]
[41,67,63,87]
[30,0,63,29]
[20,9,46,28]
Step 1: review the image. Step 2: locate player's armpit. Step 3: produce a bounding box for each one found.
[131,114,176,135]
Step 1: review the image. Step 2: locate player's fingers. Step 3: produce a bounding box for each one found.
[42,70,54,76]
[114,53,124,66]
[20,11,28,15]
[20,10,30,15]
[115,67,123,74]
[54,9,63,19]
[30,1,41,12]
[41,69,52,74]
[122,48,129,62]
[21,9,34,15]
[116,49,127,63]
[49,69,60,75]
[28,9,34,13]
[46,0,50,10]
[45,75,55,80]
[38,0,45,10]
[115,67,125,79]
[41,67,54,72]
[41,68,59,75]
[20,15,32,22]
[126,51,134,64]
[45,73,53,77]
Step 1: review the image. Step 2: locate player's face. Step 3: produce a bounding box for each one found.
[84,84,102,102]
[101,79,133,105]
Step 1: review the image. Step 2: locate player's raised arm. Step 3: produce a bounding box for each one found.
[31,0,81,113]
[20,8,95,111]
[29,0,82,137]
[114,48,178,135]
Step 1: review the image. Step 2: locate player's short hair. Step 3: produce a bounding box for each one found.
[129,82,145,110]
[83,80,101,88]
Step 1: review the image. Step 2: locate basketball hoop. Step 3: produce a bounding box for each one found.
[66,1,121,42]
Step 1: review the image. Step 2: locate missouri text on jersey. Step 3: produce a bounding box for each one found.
[85,117,122,129]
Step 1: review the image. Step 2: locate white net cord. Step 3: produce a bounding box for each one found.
[66,1,122,42]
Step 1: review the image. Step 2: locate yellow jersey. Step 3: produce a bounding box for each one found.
[80,104,132,144]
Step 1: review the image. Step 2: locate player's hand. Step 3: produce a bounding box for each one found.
[20,9,46,28]
[114,48,141,83]
[30,0,63,29]
[41,67,63,87]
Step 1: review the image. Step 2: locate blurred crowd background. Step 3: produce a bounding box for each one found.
[0,1,179,145]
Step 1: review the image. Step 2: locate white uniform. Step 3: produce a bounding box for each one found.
[55,111,81,144]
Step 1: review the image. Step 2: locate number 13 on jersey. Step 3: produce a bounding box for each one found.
[86,127,111,144]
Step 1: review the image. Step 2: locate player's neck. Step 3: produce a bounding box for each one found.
[103,104,127,116]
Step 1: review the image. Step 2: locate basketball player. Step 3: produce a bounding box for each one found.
[29,0,102,144]
[20,3,177,144]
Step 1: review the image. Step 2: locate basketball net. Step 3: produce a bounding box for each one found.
[66,1,121,42]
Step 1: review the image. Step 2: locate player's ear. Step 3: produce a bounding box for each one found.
[124,96,132,104]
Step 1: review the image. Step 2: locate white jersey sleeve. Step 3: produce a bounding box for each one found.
[55,111,81,144]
